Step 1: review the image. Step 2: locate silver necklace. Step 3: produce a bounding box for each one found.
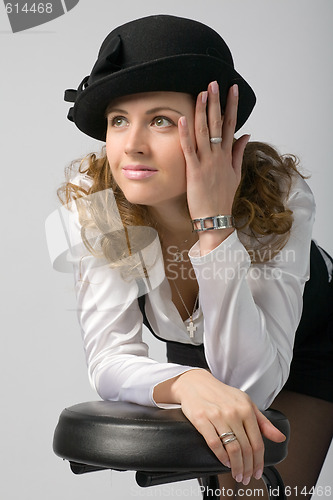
[172,280,199,338]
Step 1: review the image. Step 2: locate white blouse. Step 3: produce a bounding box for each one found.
[46,172,315,410]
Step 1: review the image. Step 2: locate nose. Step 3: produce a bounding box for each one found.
[124,123,149,156]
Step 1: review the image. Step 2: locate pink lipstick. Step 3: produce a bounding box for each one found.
[122,165,158,180]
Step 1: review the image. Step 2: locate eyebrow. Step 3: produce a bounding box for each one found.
[106,106,183,116]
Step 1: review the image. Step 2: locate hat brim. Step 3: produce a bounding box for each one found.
[72,54,256,141]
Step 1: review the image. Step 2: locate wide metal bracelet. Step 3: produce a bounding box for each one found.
[191,215,235,232]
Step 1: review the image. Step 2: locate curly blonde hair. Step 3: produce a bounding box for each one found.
[58,141,306,265]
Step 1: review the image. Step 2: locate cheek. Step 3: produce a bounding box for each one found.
[164,134,186,165]
[173,150,186,173]
[172,141,187,174]
[105,136,119,174]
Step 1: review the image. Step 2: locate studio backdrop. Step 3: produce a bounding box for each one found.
[1,1,332,499]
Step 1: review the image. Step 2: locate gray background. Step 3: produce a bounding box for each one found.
[1,0,332,498]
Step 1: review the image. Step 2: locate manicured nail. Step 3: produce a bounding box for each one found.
[224,460,231,468]
[180,116,187,127]
[233,84,239,97]
[254,469,263,480]
[235,474,243,483]
[211,81,219,94]
[243,476,251,486]
[202,91,208,103]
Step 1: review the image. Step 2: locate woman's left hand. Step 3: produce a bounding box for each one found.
[178,81,250,221]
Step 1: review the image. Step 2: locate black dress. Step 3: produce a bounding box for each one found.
[139,241,333,403]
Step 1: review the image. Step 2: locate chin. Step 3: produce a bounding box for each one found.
[118,183,187,208]
[121,190,155,206]
[119,185,161,206]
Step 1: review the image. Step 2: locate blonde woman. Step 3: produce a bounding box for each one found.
[56,15,333,498]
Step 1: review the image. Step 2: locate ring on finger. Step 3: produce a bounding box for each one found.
[210,136,222,144]
[223,436,238,445]
[219,431,238,445]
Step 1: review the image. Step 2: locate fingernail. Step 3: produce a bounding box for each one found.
[202,91,208,103]
[235,474,243,483]
[211,81,219,94]
[224,460,231,468]
[254,469,263,480]
[180,116,187,127]
[233,84,239,97]
[243,476,251,486]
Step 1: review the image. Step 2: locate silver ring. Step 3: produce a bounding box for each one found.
[222,436,238,445]
[219,431,238,445]
[210,137,222,144]
[219,432,235,439]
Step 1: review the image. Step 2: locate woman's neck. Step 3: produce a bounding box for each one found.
[147,196,194,243]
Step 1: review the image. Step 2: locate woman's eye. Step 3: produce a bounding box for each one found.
[152,116,173,128]
[110,116,128,128]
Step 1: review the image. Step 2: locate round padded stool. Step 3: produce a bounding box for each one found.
[53,401,290,500]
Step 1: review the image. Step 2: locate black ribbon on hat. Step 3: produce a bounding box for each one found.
[65,76,89,121]
[65,76,89,103]
[64,35,122,122]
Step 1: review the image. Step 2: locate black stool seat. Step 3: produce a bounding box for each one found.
[53,401,289,498]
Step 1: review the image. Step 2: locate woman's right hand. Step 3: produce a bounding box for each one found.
[165,369,286,485]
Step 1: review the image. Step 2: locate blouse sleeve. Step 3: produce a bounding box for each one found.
[46,176,199,408]
[74,250,199,407]
[188,174,315,409]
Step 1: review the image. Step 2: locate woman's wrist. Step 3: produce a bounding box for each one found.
[198,227,235,256]
[172,368,212,402]
[189,212,235,256]
[153,375,181,405]
[153,369,205,405]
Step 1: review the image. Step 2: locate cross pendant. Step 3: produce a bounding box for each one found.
[187,320,197,338]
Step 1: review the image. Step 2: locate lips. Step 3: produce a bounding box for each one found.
[122,164,158,180]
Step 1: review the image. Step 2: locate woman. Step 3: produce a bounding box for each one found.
[57,15,332,498]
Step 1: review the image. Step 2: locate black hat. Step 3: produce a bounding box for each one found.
[65,15,256,141]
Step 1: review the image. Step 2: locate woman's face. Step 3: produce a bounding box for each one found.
[105,91,195,208]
